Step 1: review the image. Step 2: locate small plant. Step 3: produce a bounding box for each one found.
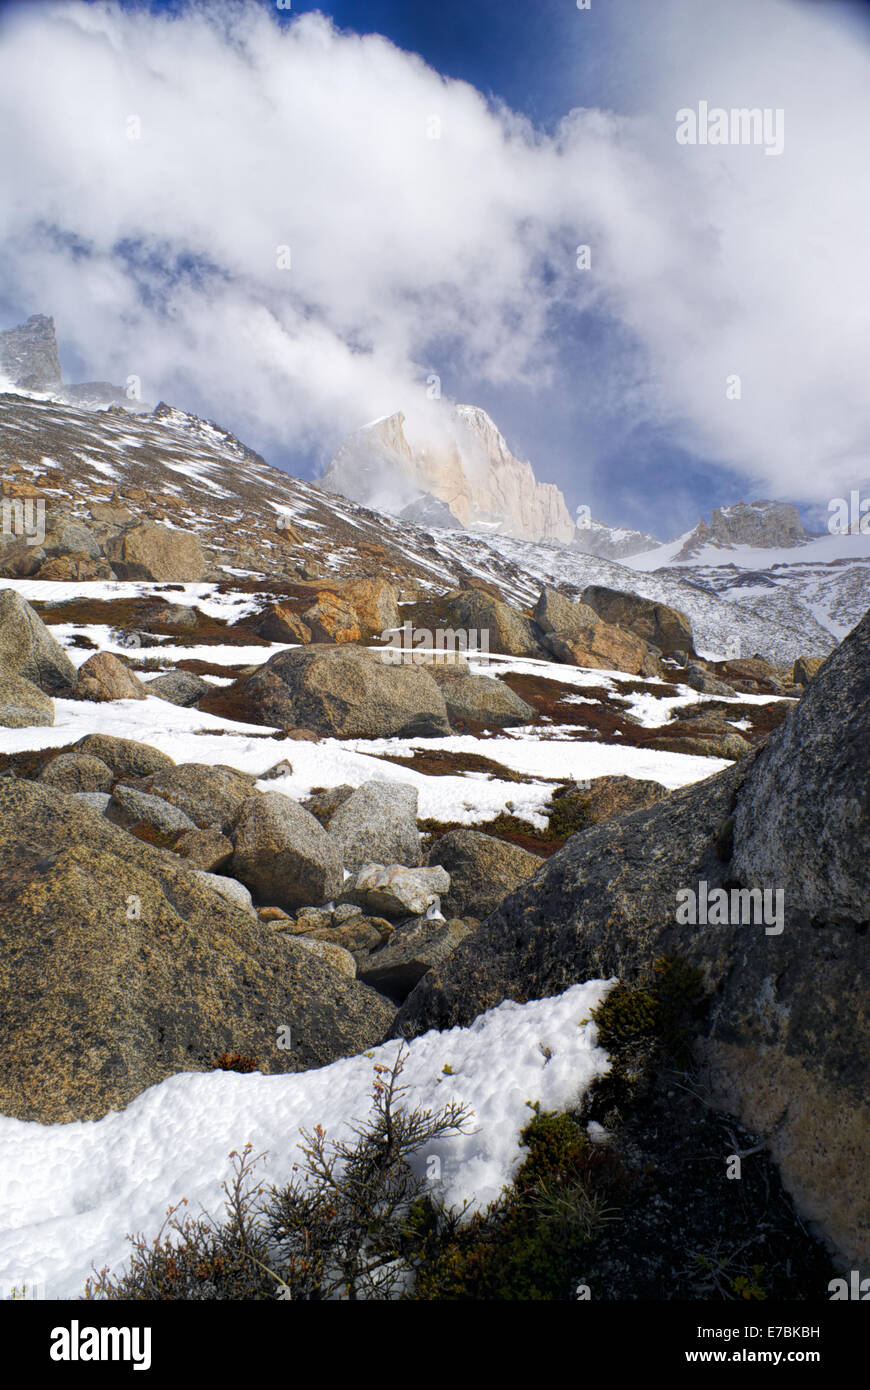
[215,1052,260,1073]
[590,955,705,1064]
[412,1108,622,1301]
[84,1048,473,1302]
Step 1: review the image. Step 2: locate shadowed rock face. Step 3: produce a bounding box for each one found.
[731,617,870,928]
[395,611,870,1266]
[0,780,395,1124]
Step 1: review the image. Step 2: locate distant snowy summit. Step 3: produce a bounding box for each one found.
[321,405,576,545]
[0,313,131,408]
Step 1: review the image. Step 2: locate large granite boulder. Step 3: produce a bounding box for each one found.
[0,780,395,1124]
[137,763,257,834]
[74,651,148,703]
[203,644,451,739]
[70,734,175,780]
[106,522,206,581]
[427,829,544,919]
[396,611,870,1266]
[327,780,421,875]
[540,622,653,676]
[231,791,344,910]
[581,585,695,655]
[0,588,78,695]
[431,669,535,729]
[444,590,539,657]
[534,587,602,638]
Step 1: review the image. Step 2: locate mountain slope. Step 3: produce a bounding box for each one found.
[0,391,836,663]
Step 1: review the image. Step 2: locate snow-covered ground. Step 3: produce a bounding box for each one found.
[0,981,613,1300]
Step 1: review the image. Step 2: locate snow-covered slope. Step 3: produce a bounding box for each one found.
[0,982,613,1299]
[627,530,870,644]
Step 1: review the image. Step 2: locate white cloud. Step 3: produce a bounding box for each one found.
[0,0,867,503]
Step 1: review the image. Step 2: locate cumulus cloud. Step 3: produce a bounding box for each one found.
[0,0,867,504]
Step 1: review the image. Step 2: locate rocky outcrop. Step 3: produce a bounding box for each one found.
[0,779,395,1124]
[0,314,62,391]
[205,644,452,739]
[674,501,813,559]
[0,588,78,695]
[396,611,870,1265]
[322,406,576,545]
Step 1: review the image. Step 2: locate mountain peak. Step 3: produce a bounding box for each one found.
[322,403,575,545]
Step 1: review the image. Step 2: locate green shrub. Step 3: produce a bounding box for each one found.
[411,1108,621,1301]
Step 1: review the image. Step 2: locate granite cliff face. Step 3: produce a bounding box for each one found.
[322,405,576,545]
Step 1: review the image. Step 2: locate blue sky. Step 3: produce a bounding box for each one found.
[2,0,869,538]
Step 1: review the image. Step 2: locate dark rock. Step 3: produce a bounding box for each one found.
[359,916,475,1002]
